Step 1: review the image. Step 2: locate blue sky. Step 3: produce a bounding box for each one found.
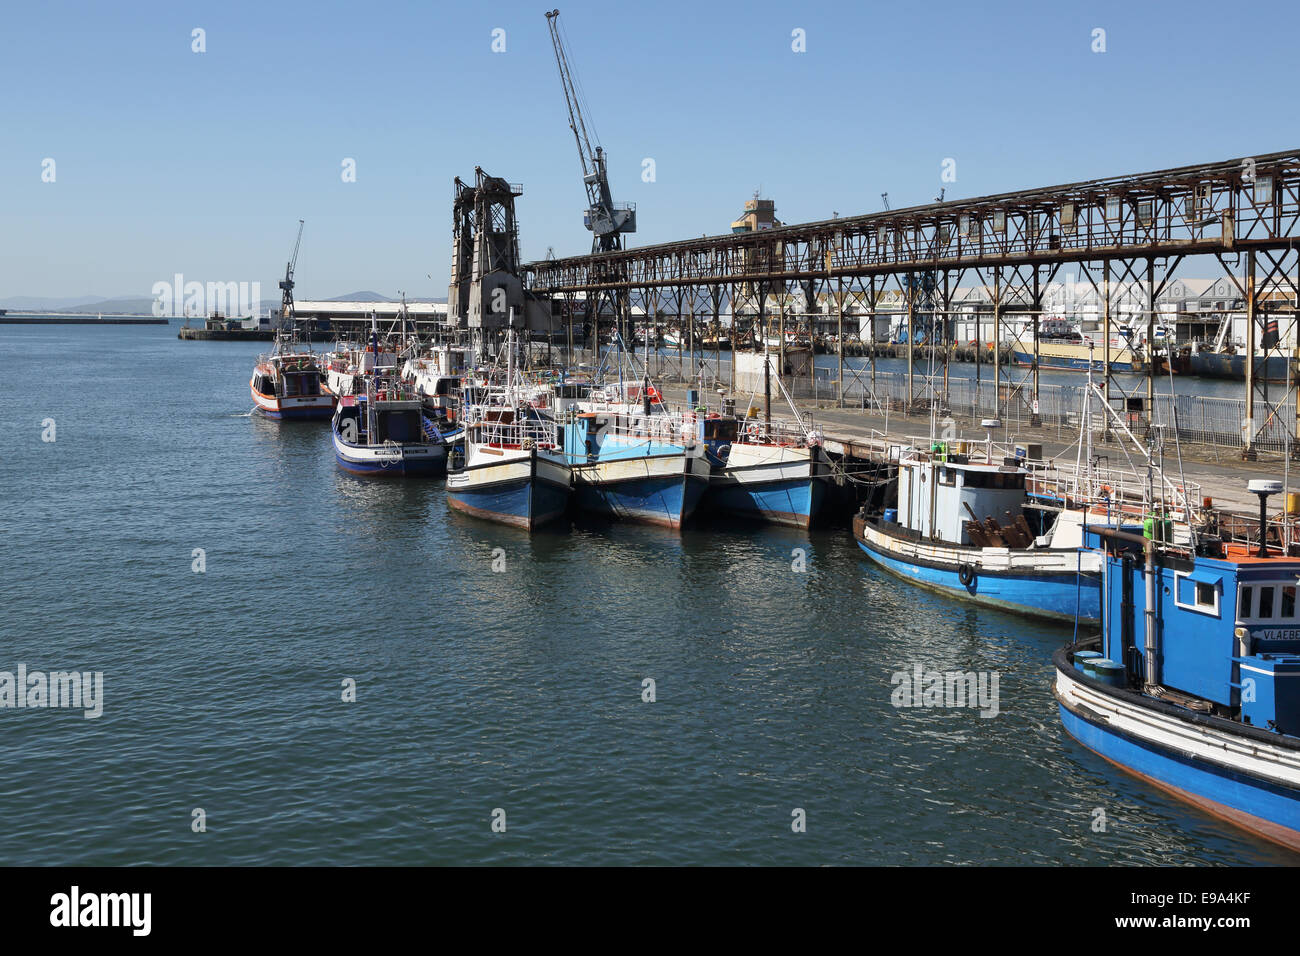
[1,0,1296,301]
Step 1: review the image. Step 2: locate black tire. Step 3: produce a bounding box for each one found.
[958,563,976,587]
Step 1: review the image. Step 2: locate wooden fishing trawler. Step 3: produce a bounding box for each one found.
[561,393,710,531]
[445,334,571,530]
[558,369,711,531]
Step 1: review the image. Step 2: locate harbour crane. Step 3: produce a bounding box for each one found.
[545,8,636,346]
[279,219,305,325]
[545,9,636,254]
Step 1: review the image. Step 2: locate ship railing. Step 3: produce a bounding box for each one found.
[733,417,817,447]
[466,416,560,449]
[896,433,1201,519]
[579,408,700,447]
[1213,508,1300,555]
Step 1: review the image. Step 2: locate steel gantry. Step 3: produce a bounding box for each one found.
[525,150,1300,457]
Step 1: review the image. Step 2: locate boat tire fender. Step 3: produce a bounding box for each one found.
[958,563,976,587]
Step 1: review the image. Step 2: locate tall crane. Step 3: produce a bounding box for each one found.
[279,219,305,325]
[545,9,635,254]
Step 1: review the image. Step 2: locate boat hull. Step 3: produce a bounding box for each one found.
[446,451,571,531]
[1010,349,1140,373]
[251,384,334,420]
[708,443,827,529]
[1189,351,1294,383]
[1055,649,1300,853]
[571,453,709,530]
[331,430,446,477]
[853,515,1100,622]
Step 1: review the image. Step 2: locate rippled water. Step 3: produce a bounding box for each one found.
[0,324,1291,865]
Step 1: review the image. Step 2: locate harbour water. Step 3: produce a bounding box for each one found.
[2,323,1293,865]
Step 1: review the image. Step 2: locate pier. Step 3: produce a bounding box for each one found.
[523,149,1300,461]
[1,314,167,325]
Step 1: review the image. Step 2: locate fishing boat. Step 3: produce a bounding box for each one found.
[1006,320,1144,373]
[556,331,711,529]
[706,353,830,528]
[1188,347,1295,383]
[561,390,711,530]
[445,335,571,530]
[249,332,334,420]
[401,344,469,421]
[852,442,1103,622]
[1055,480,1300,852]
[708,417,829,529]
[330,381,448,477]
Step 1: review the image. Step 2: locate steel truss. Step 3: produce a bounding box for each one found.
[526,150,1300,457]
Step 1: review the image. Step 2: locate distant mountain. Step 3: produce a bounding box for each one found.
[66,297,167,314]
[325,291,395,302]
[0,295,111,311]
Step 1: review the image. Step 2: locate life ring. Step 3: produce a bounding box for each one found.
[646,385,662,404]
[958,563,977,587]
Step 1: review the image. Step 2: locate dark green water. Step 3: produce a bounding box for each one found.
[0,324,1291,865]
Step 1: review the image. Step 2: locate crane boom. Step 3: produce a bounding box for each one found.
[544,9,635,253]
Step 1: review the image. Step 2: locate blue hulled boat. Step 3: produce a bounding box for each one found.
[446,404,570,530]
[852,445,1102,622]
[1056,480,1300,852]
[561,399,710,531]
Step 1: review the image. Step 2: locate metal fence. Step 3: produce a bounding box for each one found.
[538,346,1294,453]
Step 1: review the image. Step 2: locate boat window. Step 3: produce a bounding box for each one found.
[1285,586,1298,619]
[1176,571,1221,616]
[1259,586,1275,619]
[961,471,1025,491]
[1239,585,1253,618]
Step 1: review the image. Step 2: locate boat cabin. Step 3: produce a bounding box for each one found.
[895,452,1029,545]
[335,395,426,445]
[1093,532,1300,735]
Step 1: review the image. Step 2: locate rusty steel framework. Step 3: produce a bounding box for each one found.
[526,149,1300,458]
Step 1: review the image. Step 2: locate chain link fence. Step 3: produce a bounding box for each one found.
[542,346,1295,453]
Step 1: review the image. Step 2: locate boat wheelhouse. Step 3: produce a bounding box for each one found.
[402,344,470,421]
